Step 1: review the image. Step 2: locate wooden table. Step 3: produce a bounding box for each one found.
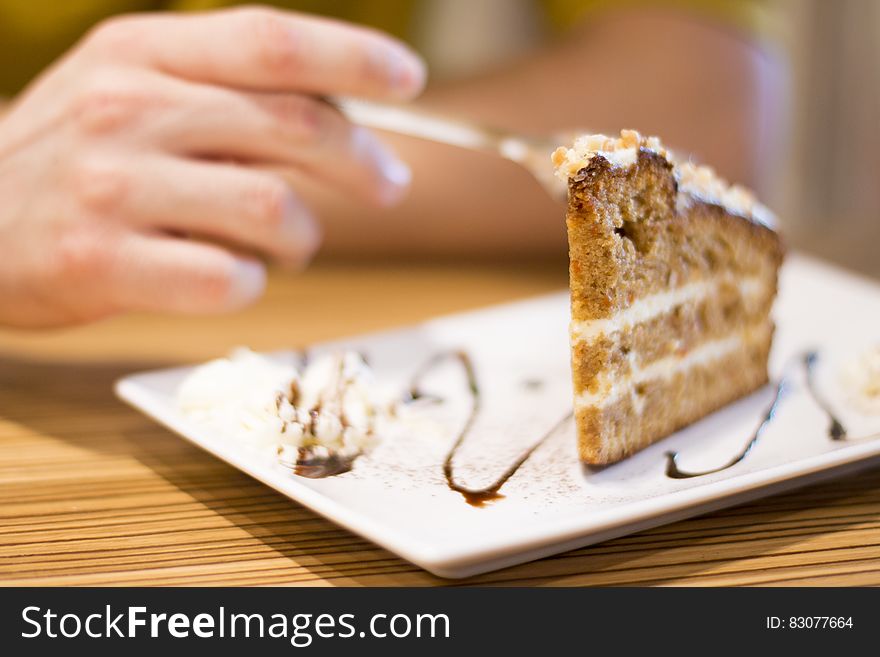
[2,259,879,586]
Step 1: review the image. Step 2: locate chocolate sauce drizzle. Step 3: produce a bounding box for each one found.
[803,351,848,440]
[664,348,874,479]
[293,448,360,478]
[282,352,371,478]
[407,350,572,506]
[665,376,789,479]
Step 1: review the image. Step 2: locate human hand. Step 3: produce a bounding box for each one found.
[0,6,425,327]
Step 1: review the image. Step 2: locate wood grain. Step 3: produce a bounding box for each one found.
[1,259,879,586]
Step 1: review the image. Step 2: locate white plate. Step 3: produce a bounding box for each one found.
[115,254,880,578]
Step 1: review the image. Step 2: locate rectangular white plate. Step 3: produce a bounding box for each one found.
[116,254,880,578]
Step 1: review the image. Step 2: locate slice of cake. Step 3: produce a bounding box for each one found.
[553,130,784,465]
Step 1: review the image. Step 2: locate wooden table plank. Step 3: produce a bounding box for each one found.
[1,259,879,586]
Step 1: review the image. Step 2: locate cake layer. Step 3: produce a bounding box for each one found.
[552,129,776,229]
[575,325,773,464]
[570,276,775,394]
[565,151,782,323]
[575,321,772,410]
[570,275,766,344]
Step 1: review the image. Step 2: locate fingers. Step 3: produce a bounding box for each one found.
[108,233,267,314]
[85,154,321,264]
[154,85,411,206]
[85,7,426,101]
[69,69,412,207]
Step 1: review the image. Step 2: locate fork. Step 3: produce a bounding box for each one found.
[335,97,566,201]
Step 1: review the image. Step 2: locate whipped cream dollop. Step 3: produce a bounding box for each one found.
[177,348,389,464]
[551,129,776,229]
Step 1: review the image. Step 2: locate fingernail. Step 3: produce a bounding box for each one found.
[376,153,412,205]
[351,127,412,204]
[382,43,427,99]
[369,136,412,196]
[228,259,266,308]
[281,194,322,260]
[377,149,412,188]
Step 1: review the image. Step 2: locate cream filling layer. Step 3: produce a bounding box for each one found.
[570,275,766,345]
[574,325,769,410]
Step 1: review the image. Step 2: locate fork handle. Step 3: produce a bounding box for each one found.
[335,97,566,201]
[334,97,502,154]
